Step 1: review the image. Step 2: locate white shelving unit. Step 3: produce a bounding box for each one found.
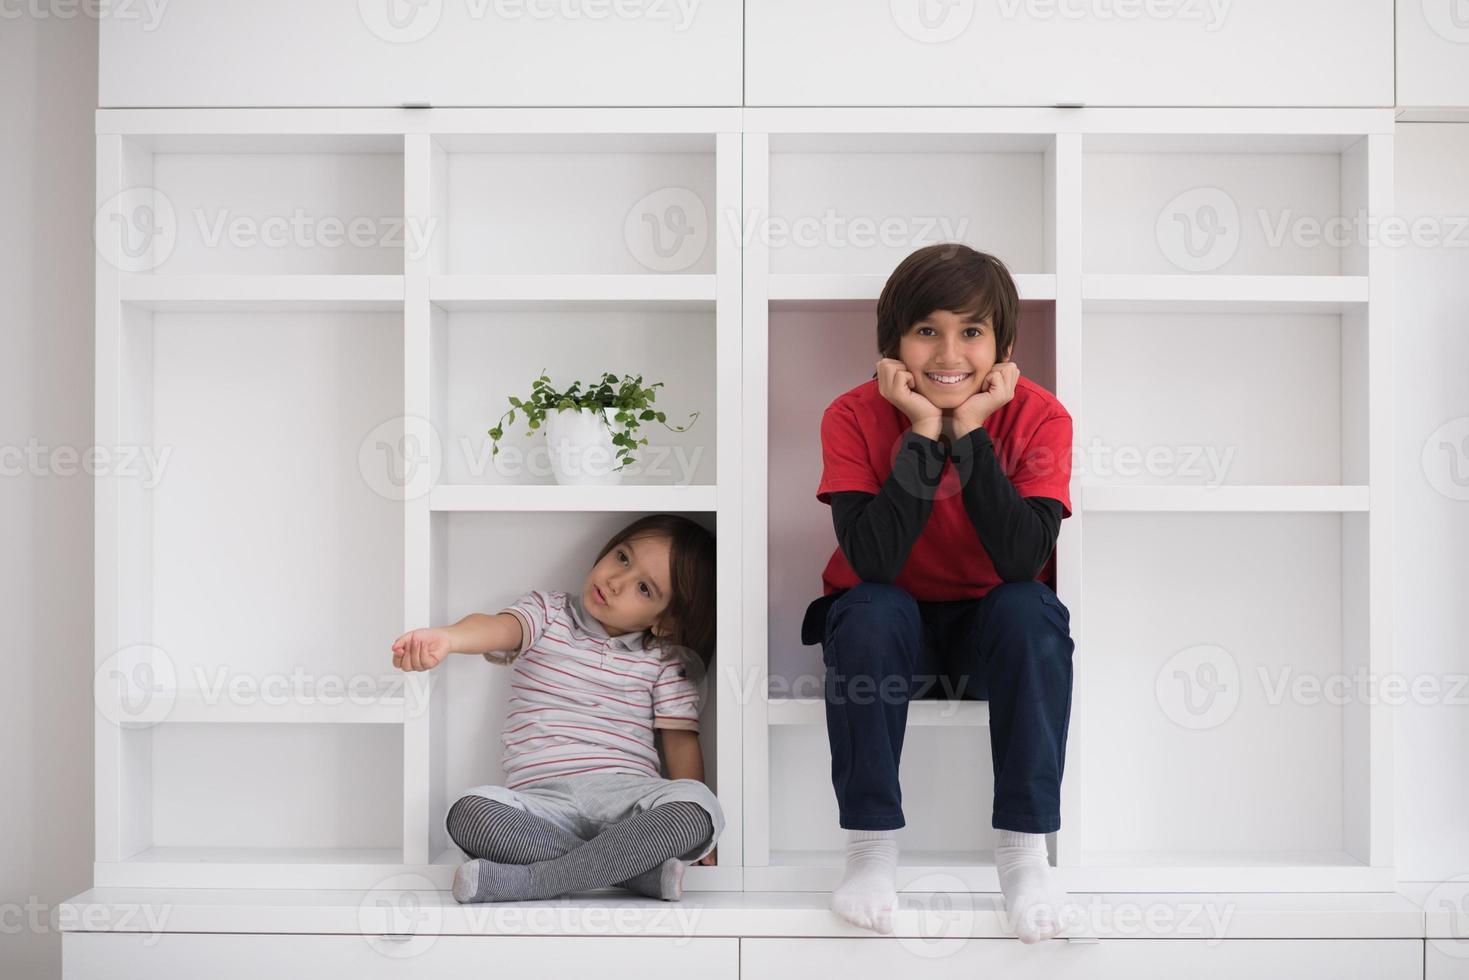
[95,106,1392,896]
[95,110,742,890]
[741,108,1394,894]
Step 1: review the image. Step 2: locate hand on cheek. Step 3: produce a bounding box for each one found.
[957,361,1020,427]
[875,357,942,425]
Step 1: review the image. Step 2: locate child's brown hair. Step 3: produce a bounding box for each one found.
[593,514,716,668]
[872,243,1020,374]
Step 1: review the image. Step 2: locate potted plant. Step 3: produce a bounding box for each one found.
[487,370,700,486]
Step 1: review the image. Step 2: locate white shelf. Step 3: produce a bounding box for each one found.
[118,274,404,310]
[428,484,717,513]
[767,698,990,727]
[1083,274,1369,312]
[153,689,407,725]
[95,848,408,890]
[429,274,717,311]
[95,111,1394,896]
[757,850,1391,894]
[120,846,403,864]
[1068,851,1393,892]
[753,850,1000,892]
[1079,848,1370,868]
[768,273,1056,303]
[428,846,740,892]
[1081,485,1370,513]
[58,885,1428,939]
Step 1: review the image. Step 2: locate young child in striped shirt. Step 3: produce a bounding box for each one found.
[392,514,722,904]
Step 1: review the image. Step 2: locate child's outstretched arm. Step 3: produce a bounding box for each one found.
[657,729,716,865]
[391,613,523,672]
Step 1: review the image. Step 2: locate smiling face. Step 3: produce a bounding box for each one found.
[897,308,1002,412]
[582,533,674,639]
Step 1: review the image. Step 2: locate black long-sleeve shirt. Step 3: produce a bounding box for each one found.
[800,426,1063,645]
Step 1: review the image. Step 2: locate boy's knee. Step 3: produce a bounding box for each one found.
[828,583,921,642]
[986,582,1071,638]
[845,581,919,612]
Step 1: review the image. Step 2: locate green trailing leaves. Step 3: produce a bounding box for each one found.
[486,369,701,470]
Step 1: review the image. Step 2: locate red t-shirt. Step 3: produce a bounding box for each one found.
[816,376,1073,602]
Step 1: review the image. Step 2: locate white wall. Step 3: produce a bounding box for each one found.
[1393,122,1469,883]
[0,13,97,980]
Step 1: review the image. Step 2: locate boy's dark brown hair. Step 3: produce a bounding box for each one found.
[873,243,1020,373]
[593,514,716,669]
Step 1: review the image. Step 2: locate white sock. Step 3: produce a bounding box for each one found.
[995,830,1068,943]
[831,829,899,934]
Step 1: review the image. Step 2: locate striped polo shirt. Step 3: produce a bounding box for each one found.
[488,589,704,789]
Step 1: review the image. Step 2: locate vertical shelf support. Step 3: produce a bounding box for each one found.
[714,129,746,874]
[741,131,772,869]
[403,133,435,866]
[94,133,125,870]
[1364,131,1395,873]
[1049,130,1085,872]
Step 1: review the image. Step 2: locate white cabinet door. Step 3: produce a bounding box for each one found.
[100,0,741,107]
[1398,0,1469,109]
[1429,942,1469,979]
[745,0,1393,107]
[65,933,739,980]
[741,938,1423,980]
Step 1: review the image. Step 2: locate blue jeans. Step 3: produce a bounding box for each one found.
[815,581,1074,834]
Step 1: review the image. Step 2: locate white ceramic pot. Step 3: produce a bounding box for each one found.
[541,406,633,486]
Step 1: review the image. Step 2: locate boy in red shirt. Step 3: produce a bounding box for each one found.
[802,244,1076,942]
